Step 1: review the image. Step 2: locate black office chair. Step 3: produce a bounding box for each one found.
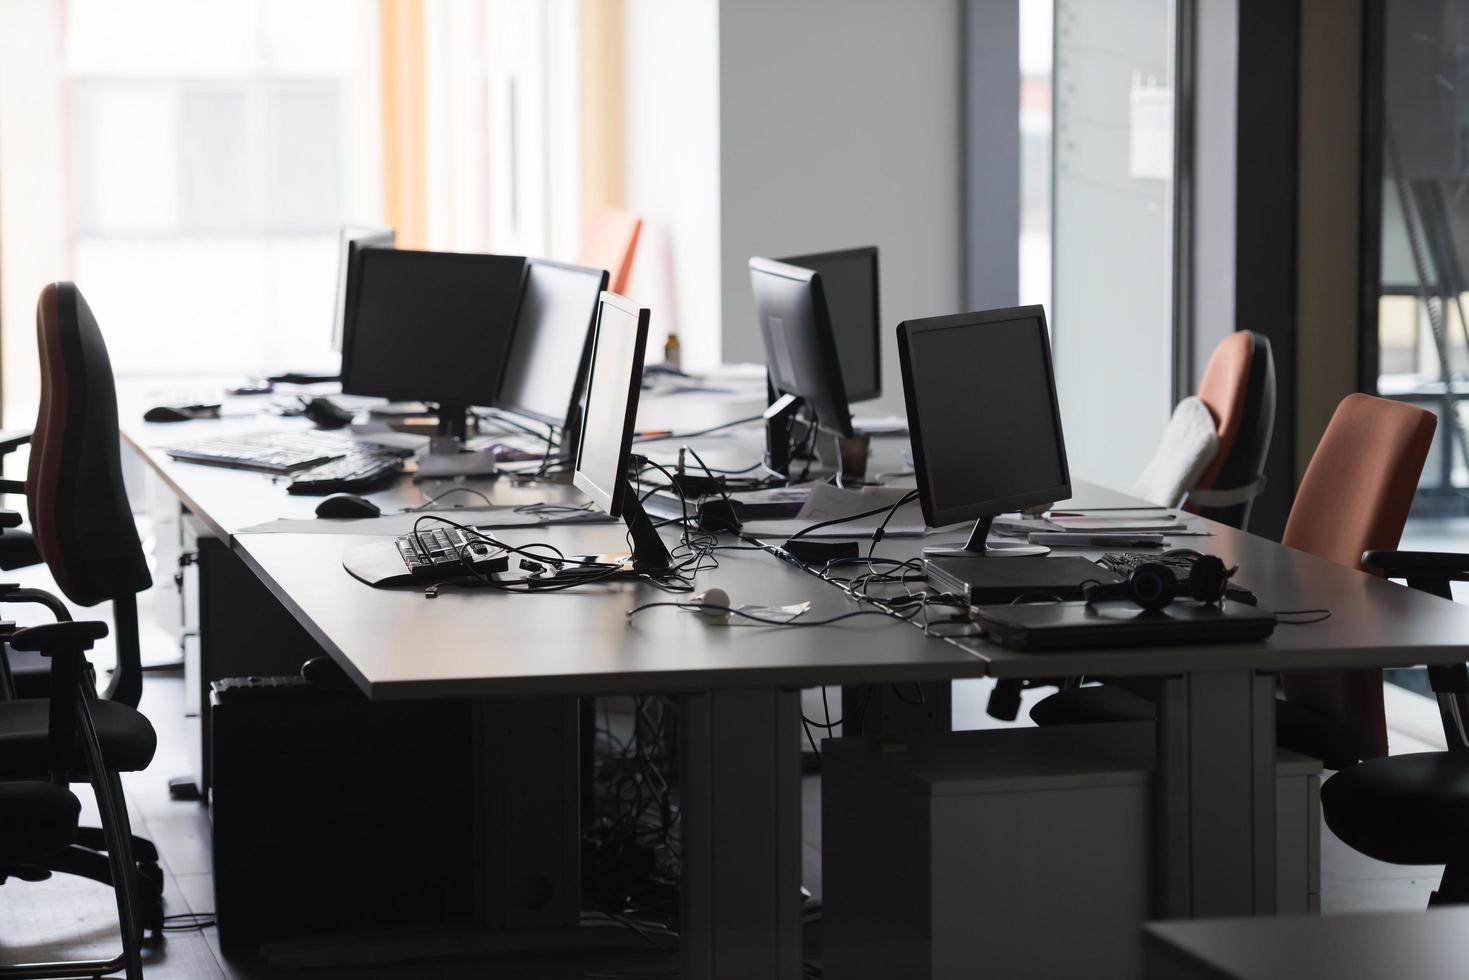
[1320,549,1469,906]
[0,282,167,935]
[0,620,151,979]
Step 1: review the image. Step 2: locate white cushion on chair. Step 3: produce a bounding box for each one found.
[1131,396,1220,507]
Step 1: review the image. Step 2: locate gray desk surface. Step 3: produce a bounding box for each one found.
[117,377,767,541]
[234,522,983,699]
[119,375,1469,689]
[880,522,1469,677]
[1144,907,1469,980]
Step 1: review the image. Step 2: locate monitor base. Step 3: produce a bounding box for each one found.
[922,542,1051,559]
[921,515,1051,559]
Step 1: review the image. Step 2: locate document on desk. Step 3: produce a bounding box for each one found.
[741,484,955,538]
[238,506,615,536]
[991,511,1213,538]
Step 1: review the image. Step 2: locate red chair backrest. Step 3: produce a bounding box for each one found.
[29,283,151,608]
[576,208,642,295]
[1191,331,1276,529]
[1280,393,1437,760]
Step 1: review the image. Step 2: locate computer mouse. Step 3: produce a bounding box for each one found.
[144,403,220,423]
[314,493,382,519]
[300,655,355,690]
[304,397,354,430]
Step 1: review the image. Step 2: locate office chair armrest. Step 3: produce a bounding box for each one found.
[10,622,108,777]
[0,585,71,623]
[0,428,31,457]
[1362,550,1469,582]
[11,621,108,655]
[0,508,22,529]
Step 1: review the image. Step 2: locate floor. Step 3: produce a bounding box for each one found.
[0,549,1460,976]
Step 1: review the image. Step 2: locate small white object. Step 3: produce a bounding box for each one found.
[1131,396,1219,508]
[690,588,731,623]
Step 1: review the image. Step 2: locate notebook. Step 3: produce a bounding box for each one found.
[970,599,1277,652]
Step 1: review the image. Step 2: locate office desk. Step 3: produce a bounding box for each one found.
[232,527,982,978]
[117,378,1469,975]
[119,380,976,979]
[892,519,1469,922]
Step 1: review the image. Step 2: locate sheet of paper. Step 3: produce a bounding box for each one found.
[1049,515,1186,532]
[237,506,614,536]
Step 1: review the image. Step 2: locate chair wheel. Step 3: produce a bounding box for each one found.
[142,894,165,940]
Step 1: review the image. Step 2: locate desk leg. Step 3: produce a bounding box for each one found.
[1155,670,1277,918]
[680,687,802,980]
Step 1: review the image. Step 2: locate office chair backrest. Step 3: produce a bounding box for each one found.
[1280,392,1436,760]
[31,283,150,704]
[576,207,642,295]
[1192,330,1276,529]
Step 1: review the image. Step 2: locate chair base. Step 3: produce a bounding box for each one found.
[46,842,164,934]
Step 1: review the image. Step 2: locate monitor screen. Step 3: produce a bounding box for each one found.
[749,257,854,438]
[331,226,395,352]
[574,292,649,517]
[497,259,608,426]
[899,305,1070,526]
[780,247,880,402]
[341,249,526,407]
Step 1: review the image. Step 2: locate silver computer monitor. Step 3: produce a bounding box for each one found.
[330,226,395,352]
[779,246,880,403]
[497,258,609,430]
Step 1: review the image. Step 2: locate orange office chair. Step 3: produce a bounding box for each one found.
[576,207,642,294]
[1028,394,1436,772]
[995,331,1274,723]
[1185,331,1276,529]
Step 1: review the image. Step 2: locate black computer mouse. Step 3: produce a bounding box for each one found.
[144,403,220,423]
[314,493,382,519]
[300,655,355,690]
[303,397,354,430]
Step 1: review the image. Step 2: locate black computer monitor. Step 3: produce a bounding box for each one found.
[341,249,527,437]
[750,257,854,478]
[779,246,880,402]
[330,226,395,352]
[898,305,1071,558]
[496,258,609,456]
[573,291,670,571]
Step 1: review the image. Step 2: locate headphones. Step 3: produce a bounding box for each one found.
[1083,554,1234,611]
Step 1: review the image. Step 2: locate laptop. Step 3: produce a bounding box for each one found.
[970,599,1277,652]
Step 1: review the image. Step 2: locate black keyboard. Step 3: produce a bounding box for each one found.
[168,431,358,474]
[286,452,404,495]
[394,526,510,580]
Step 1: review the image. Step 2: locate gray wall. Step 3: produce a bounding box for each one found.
[717,0,965,414]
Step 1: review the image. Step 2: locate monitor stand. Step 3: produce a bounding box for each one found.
[764,388,802,480]
[539,475,673,583]
[922,515,1050,558]
[416,404,499,480]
